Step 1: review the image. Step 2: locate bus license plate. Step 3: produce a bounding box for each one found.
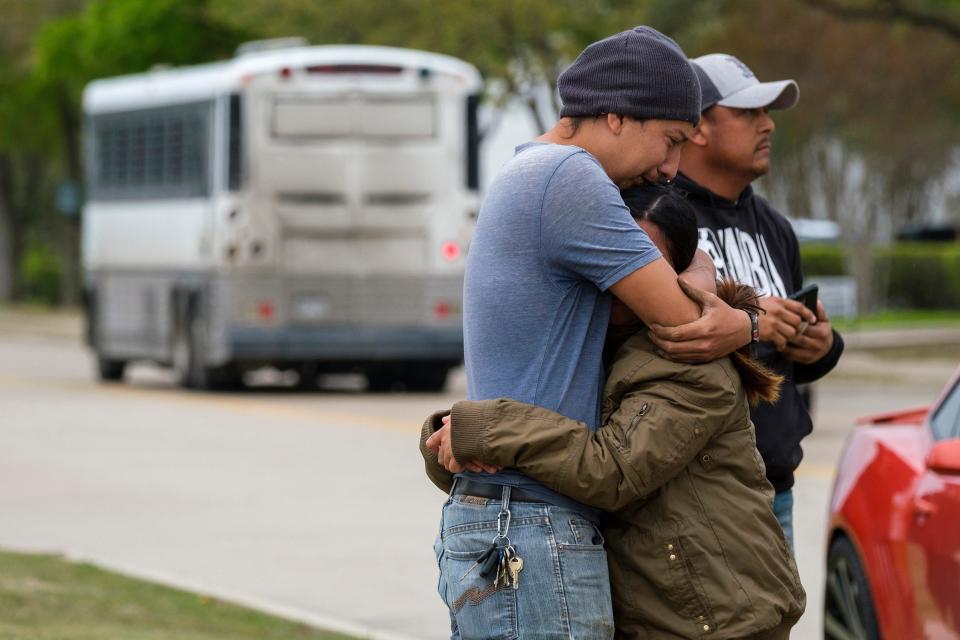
[293,294,330,321]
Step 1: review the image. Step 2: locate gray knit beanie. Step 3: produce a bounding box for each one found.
[558,26,702,125]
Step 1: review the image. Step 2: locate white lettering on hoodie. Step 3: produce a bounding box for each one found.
[697,227,787,298]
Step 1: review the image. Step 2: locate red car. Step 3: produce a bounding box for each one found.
[825,365,960,639]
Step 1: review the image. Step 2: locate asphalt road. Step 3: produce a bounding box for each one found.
[0,317,956,639]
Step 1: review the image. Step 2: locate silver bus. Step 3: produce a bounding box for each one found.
[82,42,483,390]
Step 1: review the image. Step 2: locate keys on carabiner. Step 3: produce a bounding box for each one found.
[493,545,522,590]
[498,546,512,588]
[508,553,524,590]
[478,543,502,579]
[461,543,499,582]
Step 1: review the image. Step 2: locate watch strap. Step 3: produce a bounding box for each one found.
[747,309,760,344]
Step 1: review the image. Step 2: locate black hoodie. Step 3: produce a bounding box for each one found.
[674,172,845,493]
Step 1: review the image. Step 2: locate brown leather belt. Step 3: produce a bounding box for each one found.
[452,478,547,503]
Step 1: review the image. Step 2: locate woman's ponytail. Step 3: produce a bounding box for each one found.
[715,279,784,407]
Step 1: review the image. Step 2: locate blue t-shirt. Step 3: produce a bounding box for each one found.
[460,142,661,520]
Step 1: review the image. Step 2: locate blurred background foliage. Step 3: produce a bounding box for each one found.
[0,0,957,310]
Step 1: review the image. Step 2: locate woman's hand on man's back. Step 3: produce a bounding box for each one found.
[426,416,501,474]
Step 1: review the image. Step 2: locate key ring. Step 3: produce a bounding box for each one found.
[495,509,511,540]
[492,486,512,545]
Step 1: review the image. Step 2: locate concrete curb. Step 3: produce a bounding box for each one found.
[0,308,82,342]
[841,326,960,350]
[1,306,958,350]
[61,552,420,640]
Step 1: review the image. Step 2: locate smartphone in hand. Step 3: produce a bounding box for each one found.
[789,283,819,316]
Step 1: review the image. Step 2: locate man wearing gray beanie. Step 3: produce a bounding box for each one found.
[426,27,756,639]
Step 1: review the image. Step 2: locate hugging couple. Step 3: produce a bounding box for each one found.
[420,25,816,640]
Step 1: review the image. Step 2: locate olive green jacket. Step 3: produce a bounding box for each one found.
[419,333,805,639]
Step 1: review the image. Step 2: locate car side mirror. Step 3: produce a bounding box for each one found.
[927,439,960,475]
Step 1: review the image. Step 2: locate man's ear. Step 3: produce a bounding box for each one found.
[606,113,625,135]
[689,120,710,147]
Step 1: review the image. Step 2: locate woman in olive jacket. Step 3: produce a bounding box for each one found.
[421,187,805,639]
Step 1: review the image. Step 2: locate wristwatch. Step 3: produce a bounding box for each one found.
[745,309,760,345]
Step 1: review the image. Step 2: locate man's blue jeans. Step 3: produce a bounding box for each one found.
[773,489,794,551]
[434,493,615,640]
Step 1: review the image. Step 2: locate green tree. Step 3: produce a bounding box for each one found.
[679,0,960,310]
[0,0,81,302]
[20,0,250,303]
[212,0,649,132]
[3,0,958,314]
[35,0,251,196]
[801,0,960,41]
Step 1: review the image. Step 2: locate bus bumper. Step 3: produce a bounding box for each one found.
[228,325,463,362]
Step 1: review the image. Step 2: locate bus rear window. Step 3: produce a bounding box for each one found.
[227,93,243,191]
[306,64,403,75]
[271,96,435,139]
[465,94,480,191]
[89,101,210,201]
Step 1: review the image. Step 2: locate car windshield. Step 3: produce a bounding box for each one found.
[931,379,960,441]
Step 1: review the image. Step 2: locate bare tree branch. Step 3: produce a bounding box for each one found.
[801,0,960,41]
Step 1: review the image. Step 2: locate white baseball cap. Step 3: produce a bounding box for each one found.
[691,53,799,112]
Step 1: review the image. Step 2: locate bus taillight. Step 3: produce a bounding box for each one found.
[257,300,276,321]
[441,241,461,261]
[434,300,451,320]
[278,67,292,80]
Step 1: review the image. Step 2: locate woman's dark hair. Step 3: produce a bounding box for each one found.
[621,184,783,406]
[620,183,699,272]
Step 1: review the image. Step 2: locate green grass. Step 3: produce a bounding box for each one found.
[0,549,359,640]
[0,302,79,316]
[832,309,960,331]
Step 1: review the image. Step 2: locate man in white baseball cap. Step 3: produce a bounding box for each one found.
[694,53,799,111]
[652,53,845,550]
